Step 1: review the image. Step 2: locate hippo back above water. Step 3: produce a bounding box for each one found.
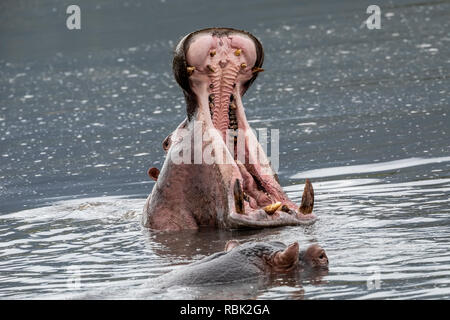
[153,240,328,288]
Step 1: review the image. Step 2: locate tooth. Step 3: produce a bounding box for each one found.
[210,50,216,57]
[240,63,247,69]
[233,180,245,214]
[252,67,264,73]
[186,66,195,76]
[263,202,282,215]
[207,64,215,72]
[234,49,242,56]
[299,179,314,215]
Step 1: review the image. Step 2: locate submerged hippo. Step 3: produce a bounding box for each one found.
[143,27,315,230]
[154,240,328,288]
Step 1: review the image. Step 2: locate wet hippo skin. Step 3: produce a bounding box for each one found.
[143,28,316,230]
[153,240,328,288]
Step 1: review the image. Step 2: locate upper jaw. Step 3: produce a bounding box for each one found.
[185,32,257,140]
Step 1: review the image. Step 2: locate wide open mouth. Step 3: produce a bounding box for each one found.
[181,29,316,227]
[229,177,317,228]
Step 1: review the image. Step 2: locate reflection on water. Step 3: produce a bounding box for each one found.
[292,156,450,179]
[1,0,450,299]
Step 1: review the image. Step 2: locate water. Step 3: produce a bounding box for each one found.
[0,0,449,299]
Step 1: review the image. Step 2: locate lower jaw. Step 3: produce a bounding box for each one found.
[227,209,317,229]
[229,177,317,228]
[198,111,316,227]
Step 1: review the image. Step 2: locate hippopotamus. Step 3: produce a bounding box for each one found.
[143,27,316,230]
[153,240,328,288]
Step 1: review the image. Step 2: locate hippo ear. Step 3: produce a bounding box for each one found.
[147,167,160,181]
[224,240,240,252]
[274,242,299,267]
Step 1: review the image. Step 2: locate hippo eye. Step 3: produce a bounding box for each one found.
[319,254,324,259]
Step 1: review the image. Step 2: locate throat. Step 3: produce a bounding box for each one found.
[228,95,238,160]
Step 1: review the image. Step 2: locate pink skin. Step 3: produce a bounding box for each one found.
[142,29,316,231]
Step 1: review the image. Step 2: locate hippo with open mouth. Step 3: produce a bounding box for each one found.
[153,240,328,288]
[143,28,316,230]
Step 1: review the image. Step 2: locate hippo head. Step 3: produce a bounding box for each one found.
[143,28,316,230]
[225,240,329,273]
